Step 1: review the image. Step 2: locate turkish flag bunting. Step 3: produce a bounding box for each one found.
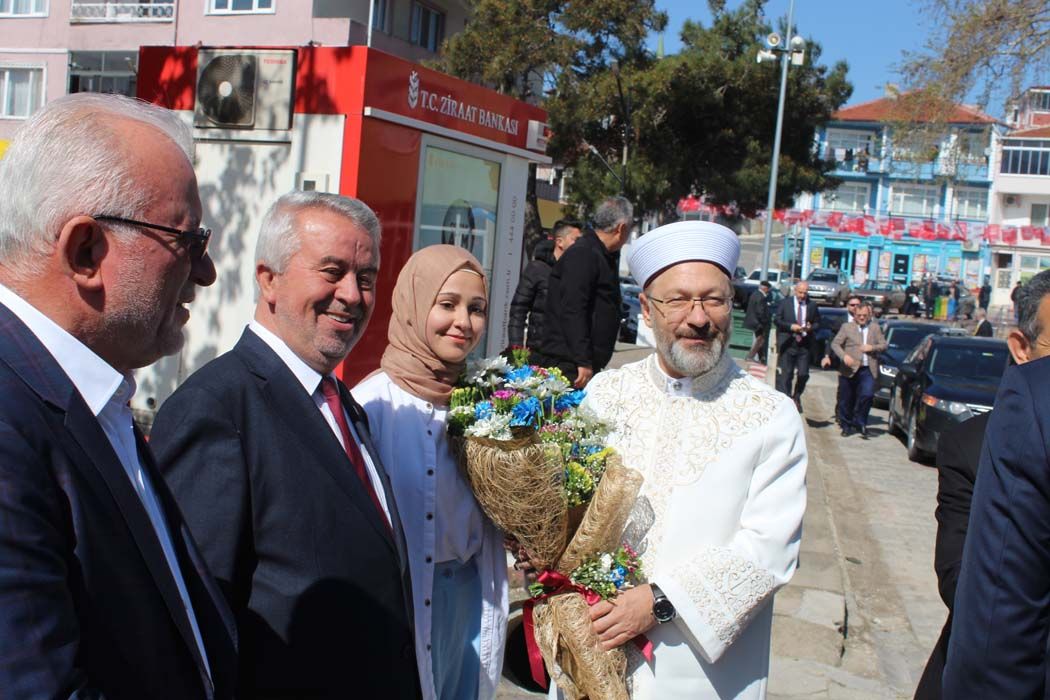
[1021,225,1039,241]
[952,222,968,241]
[920,221,937,240]
[1040,227,1050,246]
[826,212,844,230]
[773,209,786,222]
[984,224,1001,242]
[935,223,951,240]
[800,209,814,224]
[1002,226,1019,244]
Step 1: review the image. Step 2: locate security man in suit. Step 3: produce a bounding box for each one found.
[774,280,821,412]
[150,192,420,698]
[0,94,235,698]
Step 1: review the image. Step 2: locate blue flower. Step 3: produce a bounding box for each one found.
[555,390,586,411]
[474,401,494,420]
[505,366,535,383]
[510,396,542,427]
[581,444,602,457]
[609,567,625,587]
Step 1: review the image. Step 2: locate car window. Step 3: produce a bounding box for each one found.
[809,272,837,282]
[748,271,761,280]
[928,346,1009,381]
[886,327,931,351]
[906,337,932,364]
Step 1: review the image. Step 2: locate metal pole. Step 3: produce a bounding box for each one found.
[367,0,375,48]
[759,0,795,283]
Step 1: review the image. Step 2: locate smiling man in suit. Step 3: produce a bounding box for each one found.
[829,303,887,438]
[0,93,235,698]
[150,191,420,699]
[774,280,821,412]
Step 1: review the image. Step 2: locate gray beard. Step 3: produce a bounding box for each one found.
[659,334,726,378]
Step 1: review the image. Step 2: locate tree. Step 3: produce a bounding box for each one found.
[900,0,1050,112]
[549,0,852,218]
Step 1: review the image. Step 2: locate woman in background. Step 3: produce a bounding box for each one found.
[354,245,507,700]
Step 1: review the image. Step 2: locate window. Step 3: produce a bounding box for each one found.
[952,187,988,220]
[0,66,43,118]
[209,0,273,13]
[1032,91,1050,112]
[410,2,444,52]
[1033,203,1049,227]
[70,0,173,21]
[0,0,46,16]
[371,0,387,31]
[822,181,869,212]
[955,130,987,164]
[825,128,876,155]
[890,184,940,217]
[69,51,137,98]
[1000,139,1050,176]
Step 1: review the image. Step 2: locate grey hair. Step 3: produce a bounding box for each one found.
[1018,269,1050,342]
[255,191,382,274]
[0,93,193,274]
[593,196,633,233]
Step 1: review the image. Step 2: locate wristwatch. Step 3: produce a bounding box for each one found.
[650,583,677,623]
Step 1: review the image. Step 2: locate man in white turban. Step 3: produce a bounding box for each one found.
[576,221,808,699]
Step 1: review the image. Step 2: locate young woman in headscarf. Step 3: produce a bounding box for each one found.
[353,245,508,700]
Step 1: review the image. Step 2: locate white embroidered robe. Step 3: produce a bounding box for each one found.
[580,352,807,699]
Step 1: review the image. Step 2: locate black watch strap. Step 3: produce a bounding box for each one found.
[651,583,677,623]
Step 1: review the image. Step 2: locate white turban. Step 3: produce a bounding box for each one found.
[627,221,741,288]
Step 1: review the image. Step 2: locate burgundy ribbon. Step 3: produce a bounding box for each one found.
[522,569,654,689]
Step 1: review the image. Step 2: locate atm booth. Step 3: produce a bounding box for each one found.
[133,45,550,415]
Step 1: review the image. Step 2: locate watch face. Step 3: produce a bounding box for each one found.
[653,598,675,622]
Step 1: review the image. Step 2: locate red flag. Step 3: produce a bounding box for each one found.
[951,222,968,241]
[921,220,937,240]
[800,209,814,224]
[907,221,923,238]
[826,212,844,230]
[1002,226,1018,244]
[935,223,951,240]
[1022,225,1039,241]
[784,209,802,225]
[773,209,786,222]
[984,224,1001,242]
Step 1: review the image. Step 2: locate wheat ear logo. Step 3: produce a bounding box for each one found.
[408,71,420,109]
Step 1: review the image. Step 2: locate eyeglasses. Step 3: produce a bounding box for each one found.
[847,302,860,307]
[93,215,211,260]
[648,295,731,319]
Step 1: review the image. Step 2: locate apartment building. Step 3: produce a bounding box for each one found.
[0,0,468,142]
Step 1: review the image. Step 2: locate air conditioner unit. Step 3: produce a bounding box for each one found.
[1005,194,1019,206]
[194,49,295,130]
[961,240,980,252]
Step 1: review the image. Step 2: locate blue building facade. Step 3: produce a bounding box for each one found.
[790,96,1000,289]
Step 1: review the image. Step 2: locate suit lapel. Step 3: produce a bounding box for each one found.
[0,303,214,689]
[235,331,397,554]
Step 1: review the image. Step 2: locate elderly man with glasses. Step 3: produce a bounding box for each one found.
[578,221,807,699]
[0,93,234,698]
[822,295,862,429]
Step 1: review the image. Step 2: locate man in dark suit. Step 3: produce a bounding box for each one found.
[0,94,235,698]
[150,192,420,699]
[774,280,820,412]
[942,268,1050,698]
[744,280,772,362]
[533,196,631,388]
[972,309,993,337]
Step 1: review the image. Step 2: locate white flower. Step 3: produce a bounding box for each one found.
[600,553,614,571]
[505,374,543,392]
[533,375,570,398]
[465,413,513,440]
[465,355,510,388]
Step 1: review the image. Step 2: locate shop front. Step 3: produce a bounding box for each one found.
[133,45,549,413]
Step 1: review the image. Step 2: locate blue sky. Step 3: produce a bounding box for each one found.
[649,0,961,114]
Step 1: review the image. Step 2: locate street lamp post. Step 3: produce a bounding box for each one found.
[757,0,805,283]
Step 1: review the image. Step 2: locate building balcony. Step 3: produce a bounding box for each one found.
[70,1,175,23]
[882,155,989,182]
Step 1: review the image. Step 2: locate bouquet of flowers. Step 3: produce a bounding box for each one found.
[448,351,644,700]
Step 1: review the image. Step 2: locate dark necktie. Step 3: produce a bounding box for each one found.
[320,377,389,526]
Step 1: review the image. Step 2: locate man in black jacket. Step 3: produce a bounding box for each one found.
[507,220,581,350]
[534,197,632,388]
[774,280,820,412]
[743,281,772,362]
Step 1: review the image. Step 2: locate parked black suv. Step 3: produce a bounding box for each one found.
[887,335,1009,462]
[873,321,947,407]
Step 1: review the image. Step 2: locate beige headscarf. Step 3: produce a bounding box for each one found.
[380,245,488,407]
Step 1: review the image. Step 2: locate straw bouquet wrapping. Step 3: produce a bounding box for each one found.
[448,352,645,699]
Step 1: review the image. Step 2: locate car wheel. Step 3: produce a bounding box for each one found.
[906,410,924,462]
[887,397,901,436]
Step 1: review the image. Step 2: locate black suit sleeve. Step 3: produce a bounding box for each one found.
[151,387,253,610]
[773,298,794,333]
[507,262,541,347]
[933,420,980,610]
[0,419,99,697]
[551,248,600,367]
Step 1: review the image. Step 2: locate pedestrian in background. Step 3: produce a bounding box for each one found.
[829,303,886,438]
[506,220,581,352]
[947,280,960,321]
[354,246,509,700]
[774,280,820,413]
[534,196,631,388]
[923,276,936,319]
[978,277,991,312]
[744,280,772,362]
[943,269,1050,699]
[972,309,993,337]
[823,295,861,430]
[1011,279,1023,322]
[0,93,235,698]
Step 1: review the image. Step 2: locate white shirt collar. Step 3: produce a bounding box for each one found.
[0,282,130,416]
[646,350,736,397]
[248,320,331,395]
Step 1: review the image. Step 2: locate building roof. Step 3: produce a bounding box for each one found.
[832,94,997,125]
[1008,125,1050,138]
